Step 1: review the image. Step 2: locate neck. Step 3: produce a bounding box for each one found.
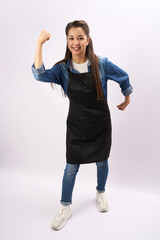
[71,55,88,64]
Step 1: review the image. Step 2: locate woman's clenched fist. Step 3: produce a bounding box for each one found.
[37,30,51,44]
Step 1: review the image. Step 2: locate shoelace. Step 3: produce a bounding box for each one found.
[55,207,68,221]
[98,193,107,204]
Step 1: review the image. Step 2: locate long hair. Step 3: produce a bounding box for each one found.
[51,20,103,100]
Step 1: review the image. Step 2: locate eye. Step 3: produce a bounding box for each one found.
[68,37,84,40]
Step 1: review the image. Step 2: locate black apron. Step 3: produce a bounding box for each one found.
[66,68,112,164]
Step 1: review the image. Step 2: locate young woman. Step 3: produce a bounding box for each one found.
[31,20,133,230]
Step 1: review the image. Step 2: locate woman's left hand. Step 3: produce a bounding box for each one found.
[117,95,130,111]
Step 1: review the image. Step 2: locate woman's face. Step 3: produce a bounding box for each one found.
[67,27,90,58]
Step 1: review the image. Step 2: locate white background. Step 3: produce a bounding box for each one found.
[1,0,160,239]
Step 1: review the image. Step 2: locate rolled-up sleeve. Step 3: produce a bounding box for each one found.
[31,62,61,84]
[106,59,133,96]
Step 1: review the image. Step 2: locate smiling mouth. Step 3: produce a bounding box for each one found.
[72,47,81,50]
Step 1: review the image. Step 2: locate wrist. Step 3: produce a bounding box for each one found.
[37,41,43,47]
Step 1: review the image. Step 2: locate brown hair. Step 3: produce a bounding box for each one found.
[51,20,103,100]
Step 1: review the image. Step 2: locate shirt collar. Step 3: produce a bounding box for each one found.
[66,57,91,69]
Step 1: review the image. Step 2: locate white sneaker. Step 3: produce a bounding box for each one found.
[51,205,72,230]
[96,192,109,212]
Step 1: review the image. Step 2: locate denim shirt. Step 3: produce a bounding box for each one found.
[31,56,133,99]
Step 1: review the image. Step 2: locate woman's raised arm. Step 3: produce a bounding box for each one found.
[34,30,51,69]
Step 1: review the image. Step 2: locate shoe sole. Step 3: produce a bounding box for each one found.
[96,204,109,212]
[51,213,72,231]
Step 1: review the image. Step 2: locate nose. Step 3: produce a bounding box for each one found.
[73,39,80,45]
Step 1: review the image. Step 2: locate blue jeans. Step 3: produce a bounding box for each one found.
[60,159,109,206]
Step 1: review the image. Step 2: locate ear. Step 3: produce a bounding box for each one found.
[87,36,91,46]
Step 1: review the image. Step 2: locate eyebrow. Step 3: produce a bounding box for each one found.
[68,35,84,37]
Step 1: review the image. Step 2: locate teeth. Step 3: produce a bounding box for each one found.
[73,47,80,49]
